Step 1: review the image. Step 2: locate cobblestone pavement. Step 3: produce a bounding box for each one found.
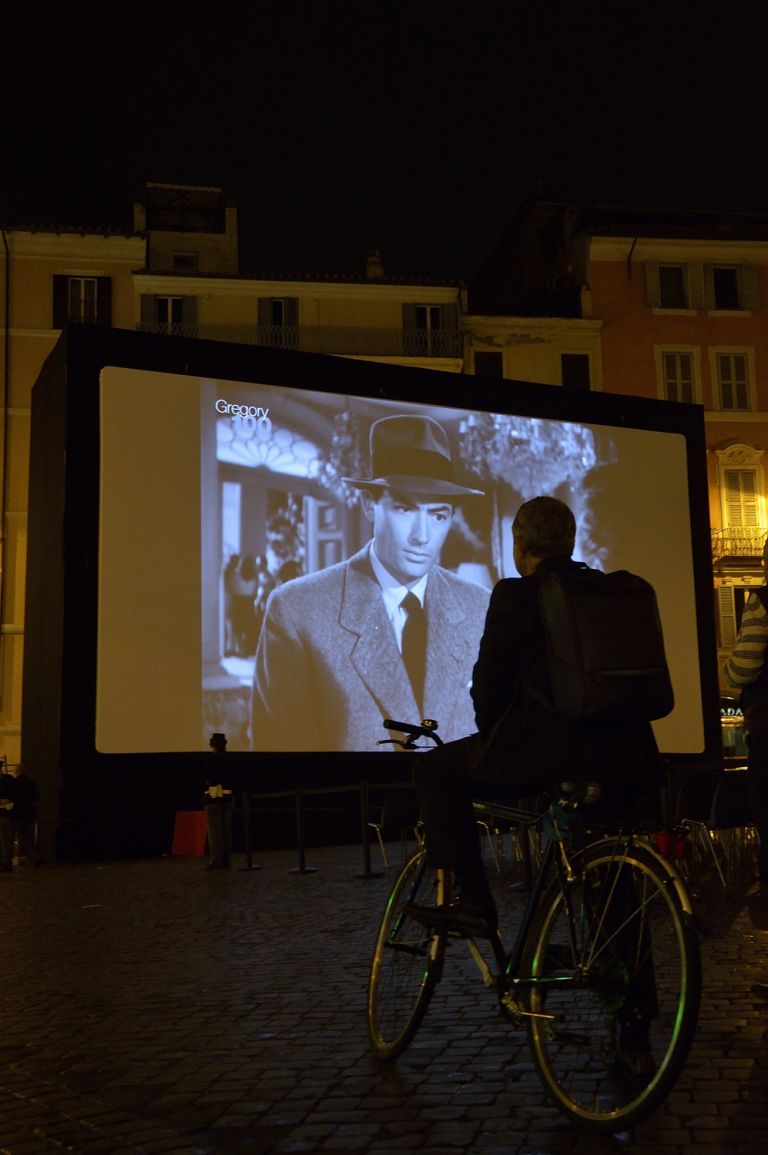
[0,839,766,1155]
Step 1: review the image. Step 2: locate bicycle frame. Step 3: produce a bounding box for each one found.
[466,797,696,1007]
[370,719,702,1131]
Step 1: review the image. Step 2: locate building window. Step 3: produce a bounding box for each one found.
[257,297,299,348]
[402,303,459,356]
[155,296,184,331]
[172,251,199,273]
[658,265,687,309]
[645,262,705,310]
[52,275,111,327]
[415,304,442,334]
[474,351,504,378]
[712,267,739,310]
[139,294,197,335]
[704,263,760,311]
[716,443,766,540]
[716,351,751,410]
[662,351,694,403]
[655,346,701,403]
[68,277,98,323]
[561,353,590,390]
[724,467,759,527]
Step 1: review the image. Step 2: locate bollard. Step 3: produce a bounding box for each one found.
[289,787,317,874]
[239,792,262,871]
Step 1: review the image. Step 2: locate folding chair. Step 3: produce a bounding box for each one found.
[368,790,422,871]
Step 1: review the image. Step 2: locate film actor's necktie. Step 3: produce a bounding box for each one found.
[401,591,426,714]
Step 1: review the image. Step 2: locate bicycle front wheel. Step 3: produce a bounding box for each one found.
[522,838,700,1132]
[367,849,447,1059]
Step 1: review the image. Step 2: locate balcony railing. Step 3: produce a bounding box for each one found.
[711,526,768,562]
[136,322,462,359]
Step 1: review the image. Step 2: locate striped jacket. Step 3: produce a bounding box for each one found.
[724,587,768,731]
[724,589,768,688]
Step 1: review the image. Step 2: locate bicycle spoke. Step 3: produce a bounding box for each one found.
[524,841,700,1132]
[367,851,446,1058]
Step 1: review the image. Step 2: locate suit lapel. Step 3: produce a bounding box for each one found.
[423,569,473,715]
[340,547,420,721]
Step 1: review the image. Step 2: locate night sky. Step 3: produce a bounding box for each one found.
[5,0,768,279]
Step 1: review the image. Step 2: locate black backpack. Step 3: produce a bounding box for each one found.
[531,564,674,725]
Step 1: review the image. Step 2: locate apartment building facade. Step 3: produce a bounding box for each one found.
[467,201,768,683]
[0,184,464,762]
[6,189,768,764]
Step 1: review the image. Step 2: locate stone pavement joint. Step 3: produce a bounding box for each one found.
[1,845,767,1154]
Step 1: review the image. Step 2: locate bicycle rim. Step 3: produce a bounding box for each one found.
[367,849,447,1059]
[523,840,701,1131]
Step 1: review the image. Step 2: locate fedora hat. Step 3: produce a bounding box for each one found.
[343,415,484,498]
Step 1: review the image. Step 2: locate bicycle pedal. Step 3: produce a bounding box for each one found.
[500,991,555,1021]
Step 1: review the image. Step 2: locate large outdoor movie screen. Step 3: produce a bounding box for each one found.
[97,366,704,757]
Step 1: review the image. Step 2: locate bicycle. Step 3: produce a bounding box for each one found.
[367,719,702,1133]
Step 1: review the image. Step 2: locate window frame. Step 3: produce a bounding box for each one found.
[658,263,688,309]
[715,443,766,533]
[710,346,756,412]
[52,274,112,327]
[705,262,759,313]
[654,345,701,404]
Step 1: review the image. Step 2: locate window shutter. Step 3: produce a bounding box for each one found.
[441,303,458,330]
[181,296,197,324]
[52,275,68,327]
[717,586,738,650]
[644,263,660,307]
[258,298,272,324]
[703,265,716,309]
[724,468,758,527]
[96,277,112,326]
[140,294,156,323]
[740,264,760,309]
[402,303,417,328]
[402,303,418,354]
[687,262,705,309]
[285,297,299,325]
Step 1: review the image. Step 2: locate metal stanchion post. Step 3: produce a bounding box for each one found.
[289,787,316,874]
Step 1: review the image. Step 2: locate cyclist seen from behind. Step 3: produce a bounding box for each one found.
[408,496,665,937]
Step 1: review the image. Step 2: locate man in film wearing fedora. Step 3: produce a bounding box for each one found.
[250,415,491,752]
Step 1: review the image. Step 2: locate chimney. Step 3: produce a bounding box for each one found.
[366,249,384,279]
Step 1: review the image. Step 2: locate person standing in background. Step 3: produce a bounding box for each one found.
[0,757,18,873]
[8,762,40,866]
[723,540,768,884]
[204,732,234,869]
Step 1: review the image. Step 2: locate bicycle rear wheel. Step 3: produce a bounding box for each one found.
[367,849,447,1059]
[522,838,700,1132]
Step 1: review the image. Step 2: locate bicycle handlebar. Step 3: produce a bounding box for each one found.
[379,718,444,749]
